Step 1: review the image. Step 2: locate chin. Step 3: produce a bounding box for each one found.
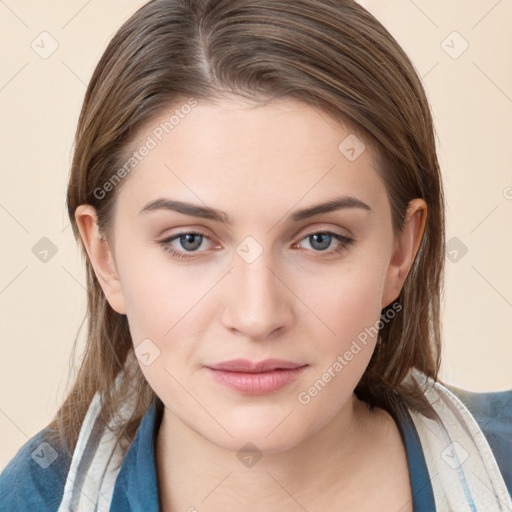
[209,430,303,455]
[197,413,309,454]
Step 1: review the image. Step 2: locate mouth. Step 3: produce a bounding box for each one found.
[204,359,309,395]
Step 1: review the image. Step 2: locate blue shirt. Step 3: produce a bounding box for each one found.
[1,387,511,511]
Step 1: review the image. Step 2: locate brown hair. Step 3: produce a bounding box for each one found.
[50,0,445,457]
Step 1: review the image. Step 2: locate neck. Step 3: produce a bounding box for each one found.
[155,394,387,511]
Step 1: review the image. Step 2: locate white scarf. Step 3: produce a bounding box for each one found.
[57,365,512,511]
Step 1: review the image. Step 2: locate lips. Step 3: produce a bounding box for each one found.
[206,358,306,373]
[204,359,309,395]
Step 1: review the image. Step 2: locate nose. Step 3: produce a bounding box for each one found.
[221,249,293,340]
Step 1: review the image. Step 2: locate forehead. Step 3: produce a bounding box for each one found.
[114,96,388,220]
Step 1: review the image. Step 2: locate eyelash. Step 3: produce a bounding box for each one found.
[157,230,354,262]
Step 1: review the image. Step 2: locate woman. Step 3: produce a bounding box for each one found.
[1,0,511,510]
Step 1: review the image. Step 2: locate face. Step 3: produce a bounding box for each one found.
[79,95,422,453]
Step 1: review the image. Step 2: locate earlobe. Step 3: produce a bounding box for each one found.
[381,199,427,308]
[74,204,127,315]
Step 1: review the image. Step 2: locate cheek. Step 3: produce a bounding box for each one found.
[291,265,387,419]
[117,245,197,338]
[117,250,217,388]
[298,258,388,345]
[120,275,173,344]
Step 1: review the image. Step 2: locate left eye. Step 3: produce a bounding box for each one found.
[303,231,351,251]
[297,231,353,252]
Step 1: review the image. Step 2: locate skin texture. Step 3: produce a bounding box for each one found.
[75,95,426,510]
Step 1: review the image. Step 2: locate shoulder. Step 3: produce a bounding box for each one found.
[444,383,512,497]
[0,426,71,512]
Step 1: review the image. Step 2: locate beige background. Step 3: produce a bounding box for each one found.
[1,0,511,470]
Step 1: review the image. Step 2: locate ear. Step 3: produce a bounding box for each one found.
[74,204,127,315]
[381,198,427,308]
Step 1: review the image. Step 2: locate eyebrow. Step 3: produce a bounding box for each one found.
[138,195,371,225]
